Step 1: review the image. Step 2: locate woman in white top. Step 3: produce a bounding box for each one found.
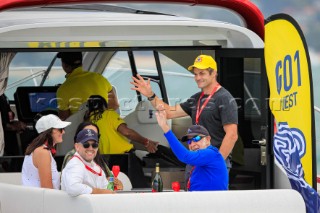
[21,114,71,189]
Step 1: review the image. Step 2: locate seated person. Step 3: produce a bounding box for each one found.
[22,114,71,189]
[84,95,159,188]
[85,95,158,154]
[156,105,228,191]
[61,128,115,196]
[61,121,123,190]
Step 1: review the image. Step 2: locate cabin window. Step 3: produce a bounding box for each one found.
[159,53,198,105]
[103,51,139,116]
[6,52,57,100]
[244,58,262,118]
[243,58,262,143]
[134,51,158,76]
[42,58,64,87]
[103,50,200,116]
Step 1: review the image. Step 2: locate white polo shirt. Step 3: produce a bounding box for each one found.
[61,152,108,196]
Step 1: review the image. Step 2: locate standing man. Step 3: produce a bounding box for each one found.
[131,54,238,169]
[56,52,119,120]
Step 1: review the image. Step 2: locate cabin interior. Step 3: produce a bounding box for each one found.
[0,48,268,190]
[0,3,271,190]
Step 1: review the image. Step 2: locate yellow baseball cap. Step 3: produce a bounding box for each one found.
[187,55,217,71]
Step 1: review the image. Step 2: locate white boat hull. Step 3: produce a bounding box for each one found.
[0,175,306,213]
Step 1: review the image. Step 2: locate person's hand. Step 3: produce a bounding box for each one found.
[130,74,154,98]
[155,104,170,132]
[7,121,27,132]
[145,140,159,153]
[114,177,123,190]
[92,188,115,194]
[8,111,15,121]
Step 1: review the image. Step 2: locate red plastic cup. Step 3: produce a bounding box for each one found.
[112,165,120,177]
[171,181,181,192]
[112,165,120,191]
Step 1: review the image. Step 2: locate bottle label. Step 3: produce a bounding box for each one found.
[152,181,159,192]
[107,177,114,191]
[152,178,163,192]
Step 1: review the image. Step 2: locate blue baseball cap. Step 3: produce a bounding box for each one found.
[181,125,210,142]
[76,129,99,144]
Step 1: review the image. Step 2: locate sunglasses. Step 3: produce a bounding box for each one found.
[82,141,99,149]
[187,135,205,145]
[57,128,65,133]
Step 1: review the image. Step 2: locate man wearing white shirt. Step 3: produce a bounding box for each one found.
[61,129,114,196]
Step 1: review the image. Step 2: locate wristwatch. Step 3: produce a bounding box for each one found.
[148,93,156,101]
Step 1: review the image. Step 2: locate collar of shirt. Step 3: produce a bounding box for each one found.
[65,66,84,79]
[74,152,95,168]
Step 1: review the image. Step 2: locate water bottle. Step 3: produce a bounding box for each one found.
[107,174,114,191]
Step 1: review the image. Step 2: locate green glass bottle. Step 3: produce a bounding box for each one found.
[107,174,114,191]
[151,163,163,192]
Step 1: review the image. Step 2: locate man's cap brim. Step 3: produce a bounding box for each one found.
[181,133,206,142]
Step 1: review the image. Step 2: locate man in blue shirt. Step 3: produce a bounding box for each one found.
[156,105,228,191]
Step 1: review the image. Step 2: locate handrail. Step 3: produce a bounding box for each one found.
[6,69,45,90]
[315,106,320,113]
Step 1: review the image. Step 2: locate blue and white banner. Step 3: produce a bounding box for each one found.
[274,122,319,213]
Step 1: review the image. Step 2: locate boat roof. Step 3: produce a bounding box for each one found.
[0,0,265,39]
[0,7,264,49]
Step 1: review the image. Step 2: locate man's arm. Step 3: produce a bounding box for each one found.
[108,88,120,111]
[91,188,114,194]
[131,74,187,119]
[6,120,26,132]
[58,109,71,121]
[117,123,158,153]
[219,124,238,159]
[151,96,188,119]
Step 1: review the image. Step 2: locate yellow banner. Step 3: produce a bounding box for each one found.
[265,15,314,186]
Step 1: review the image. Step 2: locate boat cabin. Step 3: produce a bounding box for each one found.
[0,2,281,191]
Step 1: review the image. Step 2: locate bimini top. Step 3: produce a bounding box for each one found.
[0,7,264,49]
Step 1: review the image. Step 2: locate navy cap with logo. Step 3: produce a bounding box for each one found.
[76,129,99,144]
[57,52,82,66]
[181,125,210,142]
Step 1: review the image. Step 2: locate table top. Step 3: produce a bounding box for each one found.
[116,188,185,193]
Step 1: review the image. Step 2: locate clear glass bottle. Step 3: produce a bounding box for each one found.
[151,163,163,192]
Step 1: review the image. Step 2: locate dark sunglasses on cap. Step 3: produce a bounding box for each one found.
[82,141,99,149]
[187,135,205,145]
